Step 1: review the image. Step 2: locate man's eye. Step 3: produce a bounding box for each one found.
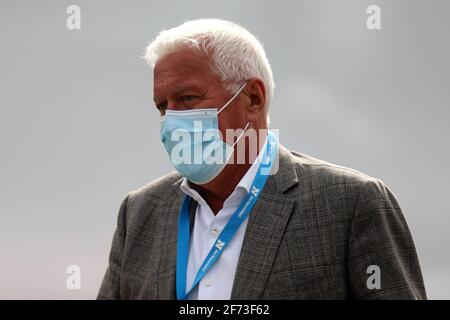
[180,95,196,102]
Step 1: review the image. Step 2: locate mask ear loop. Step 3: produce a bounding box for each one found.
[231,122,250,148]
[217,81,250,149]
[217,81,248,115]
[225,122,250,161]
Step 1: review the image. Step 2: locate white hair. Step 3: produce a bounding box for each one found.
[144,19,275,110]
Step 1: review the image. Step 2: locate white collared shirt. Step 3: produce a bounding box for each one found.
[180,138,268,300]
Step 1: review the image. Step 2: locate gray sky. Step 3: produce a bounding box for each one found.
[1,0,449,299]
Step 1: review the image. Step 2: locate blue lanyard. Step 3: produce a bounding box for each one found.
[176,131,278,300]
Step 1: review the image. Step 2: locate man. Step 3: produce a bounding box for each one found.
[98,19,426,300]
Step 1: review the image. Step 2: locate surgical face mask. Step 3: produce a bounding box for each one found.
[160,82,249,184]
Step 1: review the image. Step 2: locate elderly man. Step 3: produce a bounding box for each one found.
[98,19,426,300]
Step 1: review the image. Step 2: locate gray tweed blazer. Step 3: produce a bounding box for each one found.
[97,145,426,300]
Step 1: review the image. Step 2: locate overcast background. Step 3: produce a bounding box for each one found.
[1,0,449,299]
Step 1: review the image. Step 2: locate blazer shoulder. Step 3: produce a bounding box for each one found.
[282,148,391,208]
[289,149,378,186]
[285,149,395,221]
[127,170,182,207]
[118,171,183,228]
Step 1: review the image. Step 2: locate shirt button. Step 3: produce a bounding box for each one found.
[204,279,213,287]
[210,227,219,237]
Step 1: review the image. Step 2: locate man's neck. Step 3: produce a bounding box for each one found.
[191,129,268,215]
[192,162,251,215]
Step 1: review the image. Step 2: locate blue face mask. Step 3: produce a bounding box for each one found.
[160,82,248,184]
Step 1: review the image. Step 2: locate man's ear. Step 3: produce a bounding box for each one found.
[244,78,266,122]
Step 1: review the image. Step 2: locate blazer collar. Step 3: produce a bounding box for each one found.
[270,143,300,194]
[230,144,301,299]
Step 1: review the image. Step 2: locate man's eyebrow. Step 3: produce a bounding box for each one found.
[153,83,205,103]
[172,84,203,96]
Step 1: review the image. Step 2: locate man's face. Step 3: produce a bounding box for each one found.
[153,48,248,137]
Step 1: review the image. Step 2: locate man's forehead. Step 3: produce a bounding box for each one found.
[153,53,220,98]
[154,49,211,77]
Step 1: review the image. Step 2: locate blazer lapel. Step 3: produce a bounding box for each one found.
[231,145,300,299]
[155,181,198,300]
